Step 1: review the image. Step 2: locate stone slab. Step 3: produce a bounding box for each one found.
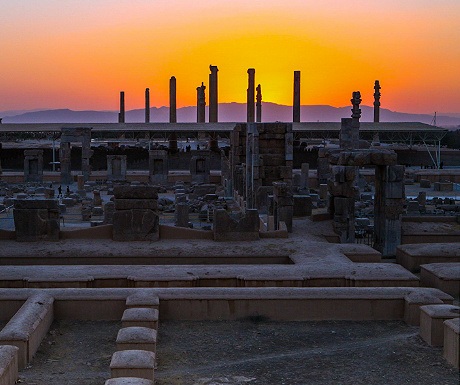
[443,318,460,368]
[122,308,159,330]
[419,304,460,346]
[110,350,155,381]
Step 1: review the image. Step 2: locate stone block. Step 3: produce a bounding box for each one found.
[293,195,312,217]
[213,209,259,241]
[113,186,158,200]
[420,179,431,188]
[110,350,155,381]
[115,199,158,210]
[0,345,19,385]
[113,210,159,242]
[419,304,460,346]
[13,208,60,242]
[105,378,154,385]
[122,308,159,329]
[443,318,460,368]
[116,327,157,353]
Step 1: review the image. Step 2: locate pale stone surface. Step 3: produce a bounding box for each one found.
[116,327,157,352]
[110,350,155,381]
[443,318,460,368]
[0,345,18,385]
[419,304,460,346]
[122,308,159,329]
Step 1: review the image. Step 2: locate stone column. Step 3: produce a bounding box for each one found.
[209,65,218,122]
[59,142,72,184]
[119,91,125,123]
[169,77,177,123]
[169,76,178,152]
[273,181,293,232]
[351,91,361,142]
[247,68,255,123]
[300,163,309,193]
[81,129,93,182]
[256,84,262,123]
[293,70,301,122]
[374,80,381,123]
[197,83,206,123]
[374,165,405,257]
[145,88,150,123]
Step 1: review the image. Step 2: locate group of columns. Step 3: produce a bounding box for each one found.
[117,70,382,125]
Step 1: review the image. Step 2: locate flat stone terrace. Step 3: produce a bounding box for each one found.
[0,220,418,289]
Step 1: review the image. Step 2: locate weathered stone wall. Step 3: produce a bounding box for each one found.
[213,209,259,241]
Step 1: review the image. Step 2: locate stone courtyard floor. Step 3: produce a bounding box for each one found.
[17,320,459,385]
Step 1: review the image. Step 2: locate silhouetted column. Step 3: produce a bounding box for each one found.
[209,65,218,122]
[256,84,262,123]
[293,71,301,122]
[197,83,206,123]
[169,77,177,123]
[247,68,255,123]
[145,88,150,123]
[350,91,361,147]
[374,80,381,123]
[169,76,178,151]
[118,91,125,123]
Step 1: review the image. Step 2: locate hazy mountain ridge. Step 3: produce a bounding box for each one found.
[2,103,459,127]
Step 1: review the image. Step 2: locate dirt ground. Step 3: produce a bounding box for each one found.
[16,319,459,385]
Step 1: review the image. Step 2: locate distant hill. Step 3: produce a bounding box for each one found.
[2,103,460,127]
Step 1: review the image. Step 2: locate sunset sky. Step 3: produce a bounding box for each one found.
[1,0,459,115]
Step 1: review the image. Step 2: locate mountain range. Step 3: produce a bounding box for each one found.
[2,103,459,128]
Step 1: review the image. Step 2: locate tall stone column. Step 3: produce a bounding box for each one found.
[118,91,125,123]
[197,83,206,123]
[169,76,178,152]
[293,70,301,122]
[209,65,218,122]
[374,164,405,257]
[351,91,361,143]
[256,84,262,123]
[59,142,72,184]
[247,68,255,123]
[145,88,150,123]
[373,80,381,123]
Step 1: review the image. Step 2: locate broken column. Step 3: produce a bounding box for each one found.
[107,155,127,181]
[13,199,60,241]
[293,70,301,122]
[149,149,168,185]
[329,165,357,243]
[256,84,262,123]
[196,82,206,123]
[119,91,125,123]
[273,182,293,233]
[112,185,160,241]
[145,88,150,123]
[299,163,309,193]
[374,165,405,256]
[209,65,218,123]
[24,150,44,183]
[247,68,255,123]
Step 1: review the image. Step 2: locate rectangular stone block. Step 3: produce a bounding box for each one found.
[115,199,158,211]
[110,350,155,381]
[116,327,157,353]
[113,186,159,200]
[122,308,159,329]
[0,345,19,385]
[419,305,460,346]
[443,318,460,368]
[113,210,159,242]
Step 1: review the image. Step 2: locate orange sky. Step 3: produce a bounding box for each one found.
[1,0,459,115]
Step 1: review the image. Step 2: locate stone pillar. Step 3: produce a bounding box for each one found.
[256,84,262,123]
[175,203,189,227]
[145,88,150,123]
[107,155,127,181]
[339,118,358,150]
[374,165,405,257]
[247,68,255,123]
[329,165,357,243]
[246,123,259,209]
[119,91,125,123]
[374,80,381,123]
[273,182,293,232]
[300,163,309,193]
[209,65,218,122]
[351,91,361,142]
[0,143,2,174]
[169,77,177,123]
[293,70,301,122]
[24,150,44,183]
[81,129,93,182]
[317,148,330,185]
[197,82,206,123]
[59,142,72,184]
[149,149,169,185]
[169,76,178,152]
